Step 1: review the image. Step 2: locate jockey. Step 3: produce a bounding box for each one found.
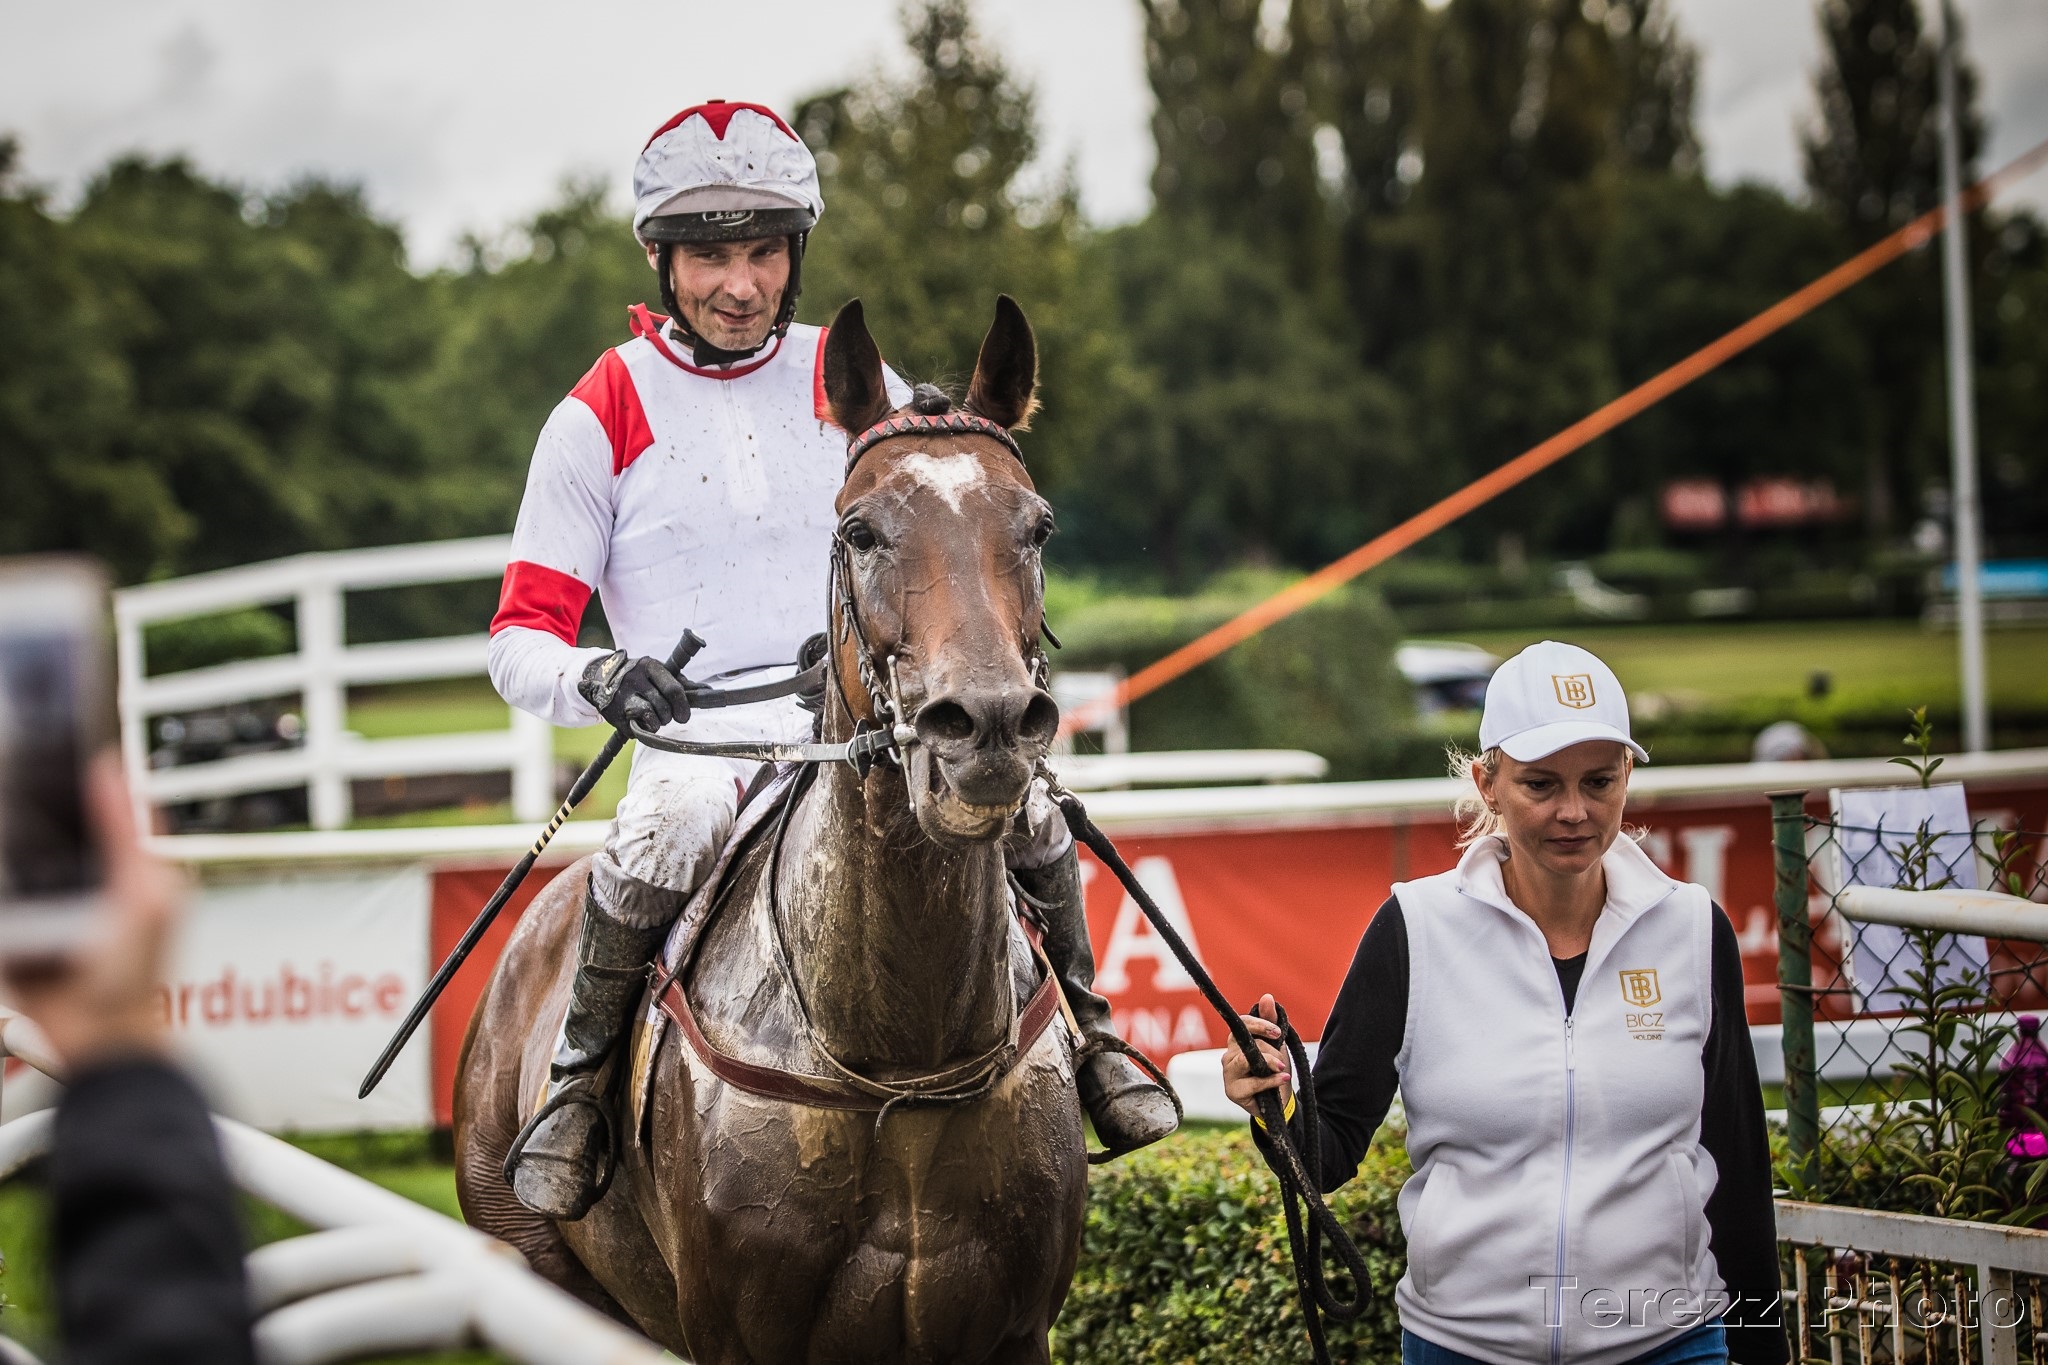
[487,101,1177,1220]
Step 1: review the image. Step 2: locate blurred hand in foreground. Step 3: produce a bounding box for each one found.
[2,756,180,1068]
[1221,993,1294,1119]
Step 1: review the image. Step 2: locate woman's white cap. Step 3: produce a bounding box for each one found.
[1479,640,1649,764]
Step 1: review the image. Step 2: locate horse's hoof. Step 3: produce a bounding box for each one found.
[1081,1054,1180,1153]
[508,1106,608,1220]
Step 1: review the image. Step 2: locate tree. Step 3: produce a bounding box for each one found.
[402,181,652,543]
[1066,216,1411,580]
[792,0,1114,501]
[1139,0,1332,285]
[0,139,159,578]
[1598,175,1871,573]
[1802,0,1984,539]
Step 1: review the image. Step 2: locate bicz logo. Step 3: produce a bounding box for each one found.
[1552,673,1597,709]
[1619,968,1664,1040]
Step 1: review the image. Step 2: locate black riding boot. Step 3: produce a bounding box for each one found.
[1015,844,1180,1153]
[506,882,666,1220]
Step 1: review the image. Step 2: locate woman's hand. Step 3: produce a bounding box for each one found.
[1221,993,1294,1119]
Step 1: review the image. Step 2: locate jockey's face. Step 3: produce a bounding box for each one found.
[646,236,791,353]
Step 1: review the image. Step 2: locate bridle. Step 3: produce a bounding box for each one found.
[628,405,1052,785]
[827,407,1047,774]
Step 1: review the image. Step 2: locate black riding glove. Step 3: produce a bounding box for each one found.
[578,650,691,732]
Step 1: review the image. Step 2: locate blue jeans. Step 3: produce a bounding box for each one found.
[1401,1321,1728,1365]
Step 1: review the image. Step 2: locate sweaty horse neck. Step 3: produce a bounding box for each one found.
[774,760,1018,1076]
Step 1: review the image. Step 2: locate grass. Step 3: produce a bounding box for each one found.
[1453,619,2048,711]
[0,1130,504,1363]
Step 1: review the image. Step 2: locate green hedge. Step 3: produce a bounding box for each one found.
[1056,1127,1410,1364]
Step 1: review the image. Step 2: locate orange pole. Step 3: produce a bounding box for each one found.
[1061,135,2048,737]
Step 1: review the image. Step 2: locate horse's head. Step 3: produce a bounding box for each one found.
[821,295,1060,844]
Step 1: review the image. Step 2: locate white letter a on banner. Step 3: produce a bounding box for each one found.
[1095,856,1203,994]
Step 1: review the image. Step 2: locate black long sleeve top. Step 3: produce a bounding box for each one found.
[1288,898,1787,1365]
[49,1057,256,1365]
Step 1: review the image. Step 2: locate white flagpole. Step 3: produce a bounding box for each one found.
[1937,0,1989,754]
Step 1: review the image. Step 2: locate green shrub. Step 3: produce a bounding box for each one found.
[142,606,294,676]
[1056,1127,1410,1364]
[1052,582,1413,779]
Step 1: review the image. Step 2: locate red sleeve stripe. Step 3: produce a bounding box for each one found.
[813,326,834,425]
[491,560,593,645]
[569,349,656,475]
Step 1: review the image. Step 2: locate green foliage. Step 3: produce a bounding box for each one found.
[1055,1127,1407,1364]
[1052,576,1416,776]
[1889,704,1945,786]
[793,1,1115,500]
[142,607,294,676]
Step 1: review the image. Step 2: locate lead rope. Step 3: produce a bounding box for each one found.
[1049,783,1373,1365]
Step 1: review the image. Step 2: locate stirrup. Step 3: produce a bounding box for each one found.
[1075,1035,1183,1165]
[501,1073,622,1209]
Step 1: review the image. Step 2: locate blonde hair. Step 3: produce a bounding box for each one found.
[1447,744,1504,848]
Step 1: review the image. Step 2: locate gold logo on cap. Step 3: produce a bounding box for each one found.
[1552,673,1596,709]
[1619,968,1661,1007]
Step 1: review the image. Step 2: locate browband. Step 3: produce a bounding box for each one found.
[844,411,1025,475]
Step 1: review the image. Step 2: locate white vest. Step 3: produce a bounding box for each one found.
[1392,835,1722,1365]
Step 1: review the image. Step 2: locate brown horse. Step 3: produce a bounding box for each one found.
[454,296,1088,1363]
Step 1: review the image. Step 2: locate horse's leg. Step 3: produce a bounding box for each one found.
[452,860,630,1320]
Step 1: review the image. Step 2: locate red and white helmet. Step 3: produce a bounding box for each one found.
[632,100,823,246]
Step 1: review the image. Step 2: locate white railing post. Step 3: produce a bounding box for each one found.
[115,608,152,832]
[297,573,349,831]
[509,707,554,823]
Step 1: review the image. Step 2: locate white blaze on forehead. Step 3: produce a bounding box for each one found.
[896,451,987,513]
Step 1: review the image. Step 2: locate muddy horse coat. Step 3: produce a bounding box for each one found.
[455,297,1089,1364]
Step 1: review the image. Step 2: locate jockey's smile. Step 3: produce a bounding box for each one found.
[644,235,791,356]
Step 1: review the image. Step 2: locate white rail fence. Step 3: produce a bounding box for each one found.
[114,536,553,832]
[0,1009,671,1365]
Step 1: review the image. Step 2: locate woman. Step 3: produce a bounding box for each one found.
[1223,640,1784,1365]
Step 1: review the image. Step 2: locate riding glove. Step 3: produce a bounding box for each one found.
[579,650,691,732]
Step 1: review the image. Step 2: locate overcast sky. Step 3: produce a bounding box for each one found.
[3,0,2045,267]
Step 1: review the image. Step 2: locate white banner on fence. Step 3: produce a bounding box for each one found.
[170,867,431,1132]
[1832,782,1989,1014]
[3,868,434,1132]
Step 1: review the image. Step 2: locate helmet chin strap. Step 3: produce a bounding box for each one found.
[656,233,807,367]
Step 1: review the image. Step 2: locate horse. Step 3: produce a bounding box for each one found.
[453,295,1089,1363]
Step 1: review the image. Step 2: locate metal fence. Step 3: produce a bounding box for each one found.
[1770,786,2048,1365]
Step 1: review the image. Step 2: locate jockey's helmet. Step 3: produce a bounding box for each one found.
[633,101,823,361]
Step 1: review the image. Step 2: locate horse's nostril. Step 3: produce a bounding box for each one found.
[1020,693,1059,746]
[916,700,977,747]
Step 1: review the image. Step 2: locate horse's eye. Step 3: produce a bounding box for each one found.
[844,520,878,553]
[1029,516,1055,549]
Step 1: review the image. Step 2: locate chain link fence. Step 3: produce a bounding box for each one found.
[1770,790,2048,1216]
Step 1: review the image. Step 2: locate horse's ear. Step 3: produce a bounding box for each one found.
[966,294,1039,431]
[824,299,893,434]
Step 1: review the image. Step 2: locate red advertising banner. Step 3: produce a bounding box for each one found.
[427,780,2048,1125]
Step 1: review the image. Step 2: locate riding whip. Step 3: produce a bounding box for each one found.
[357,630,706,1099]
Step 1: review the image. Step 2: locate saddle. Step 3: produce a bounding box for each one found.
[624,767,1064,1137]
